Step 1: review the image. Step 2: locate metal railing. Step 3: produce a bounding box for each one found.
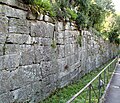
[66,57,118,103]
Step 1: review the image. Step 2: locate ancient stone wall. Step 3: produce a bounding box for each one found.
[0,0,119,102]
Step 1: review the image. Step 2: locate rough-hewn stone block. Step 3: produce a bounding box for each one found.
[7,34,31,44]
[1,5,27,19]
[31,21,54,38]
[0,92,14,103]
[10,64,42,89]
[41,61,56,77]
[57,45,65,59]
[0,71,13,94]
[0,15,8,33]
[19,45,35,66]
[2,54,20,70]
[9,18,29,34]
[0,33,7,44]
[5,44,20,54]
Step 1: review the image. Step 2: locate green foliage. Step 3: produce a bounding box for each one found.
[23,0,119,44]
[51,40,57,49]
[76,34,82,47]
[25,0,56,17]
[66,8,78,21]
[76,13,88,29]
[75,0,91,29]
[108,14,120,44]
[108,29,120,44]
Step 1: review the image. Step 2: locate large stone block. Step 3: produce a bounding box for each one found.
[0,0,27,10]
[0,33,7,44]
[5,44,20,54]
[65,44,72,56]
[1,5,27,19]
[29,81,43,103]
[7,34,31,44]
[57,45,65,59]
[0,70,13,94]
[42,83,56,100]
[9,18,29,34]
[10,64,42,89]
[41,61,56,78]
[0,92,14,103]
[31,21,54,38]
[0,15,8,33]
[42,46,53,61]
[34,45,44,63]
[19,45,35,66]
[1,54,20,70]
[11,84,33,102]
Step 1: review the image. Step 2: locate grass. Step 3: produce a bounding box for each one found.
[40,59,116,103]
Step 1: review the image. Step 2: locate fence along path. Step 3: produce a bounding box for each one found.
[104,58,120,103]
[66,57,118,103]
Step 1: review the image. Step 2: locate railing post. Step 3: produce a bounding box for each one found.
[89,84,91,103]
[107,66,109,83]
[104,70,106,88]
[98,74,101,102]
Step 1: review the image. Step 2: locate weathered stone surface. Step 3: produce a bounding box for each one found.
[57,45,65,59]
[41,38,52,46]
[0,3,119,102]
[5,44,20,54]
[31,21,54,38]
[0,92,14,103]
[1,5,27,19]
[55,31,65,39]
[58,73,70,88]
[0,15,8,33]
[0,44,3,56]
[41,61,56,77]
[44,15,53,23]
[10,64,42,89]
[7,34,31,44]
[9,18,29,34]
[0,0,27,10]
[65,22,71,30]
[0,56,4,70]
[55,22,64,31]
[0,54,20,70]
[65,44,72,56]
[19,45,35,66]
[12,84,32,102]
[0,33,7,44]
[29,81,43,103]
[37,14,44,21]
[0,71,13,94]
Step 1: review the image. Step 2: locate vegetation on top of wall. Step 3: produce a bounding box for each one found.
[23,0,120,45]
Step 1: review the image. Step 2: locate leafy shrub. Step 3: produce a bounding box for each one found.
[66,8,78,21]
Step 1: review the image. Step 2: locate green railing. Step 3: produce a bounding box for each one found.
[66,57,118,103]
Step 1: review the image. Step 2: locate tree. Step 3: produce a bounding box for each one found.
[108,14,120,44]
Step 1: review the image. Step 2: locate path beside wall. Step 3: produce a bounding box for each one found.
[0,0,119,102]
